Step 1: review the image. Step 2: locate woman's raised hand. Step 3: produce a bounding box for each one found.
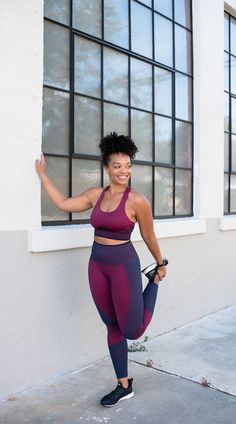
[35,153,46,177]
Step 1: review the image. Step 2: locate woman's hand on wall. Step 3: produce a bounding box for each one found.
[35,153,46,178]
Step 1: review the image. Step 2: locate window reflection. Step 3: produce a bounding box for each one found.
[230,17,236,57]
[155,67,172,116]
[174,0,191,29]
[44,21,70,90]
[155,116,172,164]
[73,0,102,38]
[154,0,172,18]
[131,58,152,111]
[175,121,192,167]
[74,96,101,155]
[224,174,229,213]
[232,135,236,172]
[104,103,128,135]
[154,14,173,67]
[131,110,152,161]
[224,13,229,52]
[103,48,128,105]
[131,1,152,58]
[44,0,70,25]
[175,169,192,215]
[132,165,152,205]
[42,88,70,155]
[175,25,192,74]
[230,175,236,212]
[224,133,229,172]
[42,157,69,221]
[104,0,129,49]
[230,55,236,95]
[231,97,236,134]
[72,159,101,219]
[155,167,173,216]
[225,93,229,131]
[175,73,192,121]
[74,37,101,97]
[224,52,229,92]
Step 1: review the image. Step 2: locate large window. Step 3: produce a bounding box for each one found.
[42,0,193,224]
[224,11,236,214]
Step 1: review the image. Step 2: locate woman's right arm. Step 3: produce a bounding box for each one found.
[35,153,95,213]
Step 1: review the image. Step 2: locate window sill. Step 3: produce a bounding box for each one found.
[28,218,206,253]
[219,215,236,231]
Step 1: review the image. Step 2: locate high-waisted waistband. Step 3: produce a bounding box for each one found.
[90,240,139,265]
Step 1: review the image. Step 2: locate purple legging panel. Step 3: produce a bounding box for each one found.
[88,241,158,379]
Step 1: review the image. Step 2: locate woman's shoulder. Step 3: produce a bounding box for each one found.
[129,188,150,207]
[82,186,104,205]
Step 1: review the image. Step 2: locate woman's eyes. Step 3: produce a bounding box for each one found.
[114,165,131,169]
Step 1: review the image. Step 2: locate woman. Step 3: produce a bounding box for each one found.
[35,132,167,408]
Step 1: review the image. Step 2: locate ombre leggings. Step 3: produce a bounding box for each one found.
[88,241,158,379]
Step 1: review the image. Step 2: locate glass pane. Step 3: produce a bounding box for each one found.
[232,134,236,172]
[74,36,101,97]
[230,174,236,212]
[103,48,128,105]
[176,121,192,167]
[139,0,152,6]
[175,25,192,74]
[230,17,236,56]
[175,73,192,121]
[225,93,229,131]
[224,52,229,92]
[42,88,69,155]
[131,165,152,205]
[224,174,229,213]
[72,159,101,219]
[155,67,172,116]
[104,103,128,135]
[44,0,70,25]
[131,1,152,58]
[131,110,152,161]
[175,169,192,215]
[74,96,101,155]
[42,156,69,221]
[131,58,152,111]
[155,116,172,164]
[174,0,191,29]
[44,21,70,90]
[231,55,236,95]
[224,12,229,52]
[73,0,102,38]
[154,14,173,67]
[224,133,229,172]
[154,0,172,18]
[104,0,129,49]
[231,96,236,134]
[155,167,173,216]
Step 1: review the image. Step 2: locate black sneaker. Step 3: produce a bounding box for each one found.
[100,378,134,407]
[142,259,168,282]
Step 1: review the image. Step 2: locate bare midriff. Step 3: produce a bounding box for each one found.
[94,236,130,245]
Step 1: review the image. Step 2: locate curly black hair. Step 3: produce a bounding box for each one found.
[99,132,138,166]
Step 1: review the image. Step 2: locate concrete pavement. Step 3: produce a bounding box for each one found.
[0,304,236,424]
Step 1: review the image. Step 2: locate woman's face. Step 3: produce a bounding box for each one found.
[105,153,132,186]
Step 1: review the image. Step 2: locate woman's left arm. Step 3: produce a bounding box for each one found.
[134,194,167,277]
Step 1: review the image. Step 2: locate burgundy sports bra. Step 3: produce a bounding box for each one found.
[90,186,135,241]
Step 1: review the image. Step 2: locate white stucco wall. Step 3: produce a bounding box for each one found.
[0,0,42,231]
[0,0,236,401]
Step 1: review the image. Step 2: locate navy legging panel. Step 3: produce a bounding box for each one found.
[88,241,158,379]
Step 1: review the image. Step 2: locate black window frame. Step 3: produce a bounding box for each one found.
[224,10,236,215]
[42,0,194,225]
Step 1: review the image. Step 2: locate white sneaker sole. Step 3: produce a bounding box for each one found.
[142,262,157,274]
[102,391,134,408]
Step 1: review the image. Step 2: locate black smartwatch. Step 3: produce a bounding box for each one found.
[157,258,168,268]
